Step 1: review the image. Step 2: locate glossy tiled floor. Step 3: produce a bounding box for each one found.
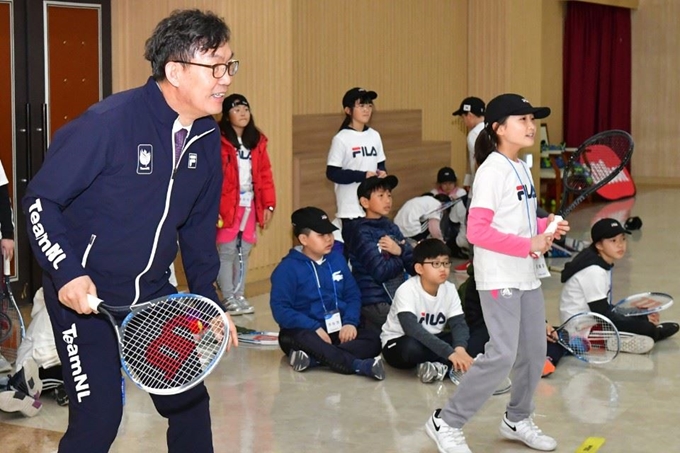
[2,186,679,452]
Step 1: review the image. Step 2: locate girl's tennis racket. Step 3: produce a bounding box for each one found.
[555,312,620,364]
[87,293,229,395]
[611,292,674,317]
[234,206,252,295]
[558,130,634,217]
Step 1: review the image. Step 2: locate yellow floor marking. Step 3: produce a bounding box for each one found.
[575,437,606,453]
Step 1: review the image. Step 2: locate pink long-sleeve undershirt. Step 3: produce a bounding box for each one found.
[467,207,548,258]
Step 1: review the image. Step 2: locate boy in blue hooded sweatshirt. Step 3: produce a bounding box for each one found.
[270,207,384,379]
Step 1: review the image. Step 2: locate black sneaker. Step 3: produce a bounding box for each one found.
[54,384,69,406]
[657,322,679,341]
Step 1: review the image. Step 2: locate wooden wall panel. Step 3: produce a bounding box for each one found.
[292,0,469,175]
[111,0,293,286]
[468,0,545,184]
[632,0,680,184]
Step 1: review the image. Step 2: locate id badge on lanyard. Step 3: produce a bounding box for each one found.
[325,310,342,333]
[239,191,253,207]
[534,255,551,279]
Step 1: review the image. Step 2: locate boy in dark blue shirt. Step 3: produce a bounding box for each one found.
[270,207,384,379]
[347,176,414,331]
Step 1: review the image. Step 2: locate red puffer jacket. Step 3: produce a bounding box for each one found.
[218,133,276,228]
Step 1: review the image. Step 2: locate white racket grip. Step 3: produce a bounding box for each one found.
[3,256,9,276]
[86,294,104,313]
[545,215,563,235]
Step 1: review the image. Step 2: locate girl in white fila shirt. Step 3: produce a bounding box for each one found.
[425,94,569,453]
[326,87,387,253]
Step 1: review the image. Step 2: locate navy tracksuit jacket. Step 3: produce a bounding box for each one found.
[23,77,223,453]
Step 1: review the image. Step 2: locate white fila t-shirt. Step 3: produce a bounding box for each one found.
[0,160,8,186]
[327,127,386,219]
[470,151,540,291]
[380,276,463,347]
[394,196,442,238]
[464,122,484,187]
[560,265,611,323]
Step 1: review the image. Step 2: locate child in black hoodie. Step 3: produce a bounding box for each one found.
[559,218,678,354]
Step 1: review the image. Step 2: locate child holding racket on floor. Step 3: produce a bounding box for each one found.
[560,218,678,353]
[269,207,384,380]
[426,94,568,453]
[217,93,276,316]
[326,87,387,253]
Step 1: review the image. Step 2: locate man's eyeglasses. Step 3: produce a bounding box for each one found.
[173,59,239,78]
[421,261,452,269]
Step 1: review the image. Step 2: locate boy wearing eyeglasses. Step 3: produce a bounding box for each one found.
[380,238,473,383]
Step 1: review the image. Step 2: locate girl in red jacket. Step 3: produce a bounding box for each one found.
[217,94,276,315]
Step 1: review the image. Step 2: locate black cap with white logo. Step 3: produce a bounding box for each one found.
[342,87,378,109]
[292,207,338,235]
[452,97,485,116]
[484,93,550,127]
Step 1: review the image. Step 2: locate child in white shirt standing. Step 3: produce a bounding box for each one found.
[426,94,569,453]
[326,87,387,253]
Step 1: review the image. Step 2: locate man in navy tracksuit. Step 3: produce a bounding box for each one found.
[22,10,238,453]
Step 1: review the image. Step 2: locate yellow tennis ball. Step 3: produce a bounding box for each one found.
[217,216,224,228]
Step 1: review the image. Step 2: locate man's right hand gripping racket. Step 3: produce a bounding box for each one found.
[611,292,674,317]
[558,130,634,217]
[88,293,229,395]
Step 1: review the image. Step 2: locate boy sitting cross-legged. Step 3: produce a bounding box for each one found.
[380,238,473,383]
[269,207,385,380]
[348,175,415,331]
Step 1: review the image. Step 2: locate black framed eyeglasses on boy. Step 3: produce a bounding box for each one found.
[421,261,452,269]
[173,59,239,78]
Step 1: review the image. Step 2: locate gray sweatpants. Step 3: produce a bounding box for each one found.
[217,239,253,299]
[441,287,547,427]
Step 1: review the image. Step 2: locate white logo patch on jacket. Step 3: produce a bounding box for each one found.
[332,271,343,282]
[137,144,153,174]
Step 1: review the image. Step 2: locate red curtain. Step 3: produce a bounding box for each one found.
[563,2,631,147]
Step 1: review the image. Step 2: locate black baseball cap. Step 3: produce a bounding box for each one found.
[357,175,399,200]
[342,87,378,109]
[223,93,249,111]
[591,218,631,243]
[484,93,550,127]
[437,167,457,183]
[452,97,485,116]
[291,207,338,235]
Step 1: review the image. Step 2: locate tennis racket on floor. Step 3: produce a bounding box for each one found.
[611,292,674,317]
[0,256,25,360]
[234,206,252,295]
[0,311,11,343]
[87,293,229,395]
[558,130,634,217]
[555,312,620,364]
[236,325,279,346]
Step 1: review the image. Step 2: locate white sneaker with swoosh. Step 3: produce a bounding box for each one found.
[499,412,557,451]
[425,409,472,453]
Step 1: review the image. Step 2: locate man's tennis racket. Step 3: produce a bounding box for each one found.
[417,198,463,235]
[611,292,673,317]
[234,206,252,295]
[558,130,634,217]
[87,293,229,395]
[555,312,620,364]
[0,256,25,360]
